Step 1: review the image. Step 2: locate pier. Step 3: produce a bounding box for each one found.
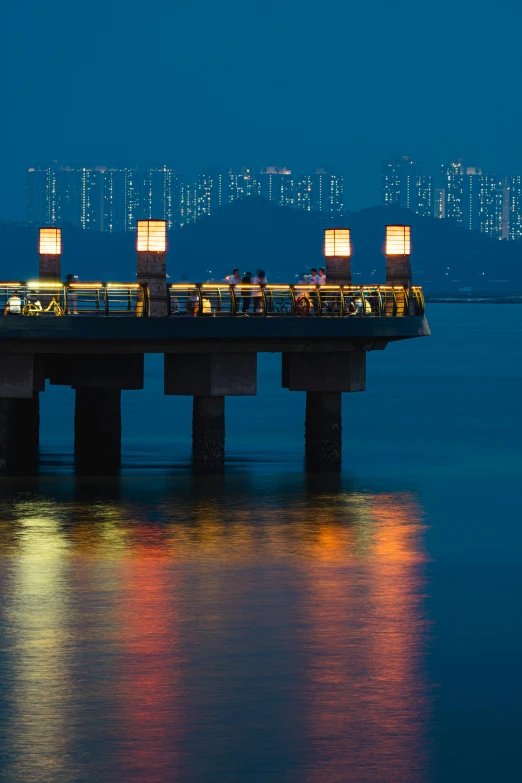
[0,222,429,474]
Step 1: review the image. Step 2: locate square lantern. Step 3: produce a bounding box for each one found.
[324,228,351,258]
[386,225,411,256]
[136,220,167,252]
[39,227,61,255]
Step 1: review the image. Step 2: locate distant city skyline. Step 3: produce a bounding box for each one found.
[381,155,522,241]
[25,163,344,232]
[23,157,522,242]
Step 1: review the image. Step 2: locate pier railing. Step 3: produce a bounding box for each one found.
[0,283,147,317]
[168,284,425,317]
[0,282,425,318]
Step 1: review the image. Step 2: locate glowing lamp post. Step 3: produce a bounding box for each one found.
[323,228,351,285]
[385,224,414,314]
[39,227,62,281]
[385,224,411,257]
[136,219,168,317]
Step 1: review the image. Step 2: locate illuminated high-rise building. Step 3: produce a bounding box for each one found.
[103,167,139,233]
[260,167,295,207]
[460,166,482,231]
[228,167,259,202]
[196,172,213,219]
[382,156,418,210]
[415,175,433,218]
[440,161,464,223]
[26,162,61,225]
[77,167,105,231]
[508,176,522,241]
[434,188,446,219]
[295,175,313,211]
[139,166,179,229]
[311,169,344,214]
[478,175,503,239]
[180,181,198,226]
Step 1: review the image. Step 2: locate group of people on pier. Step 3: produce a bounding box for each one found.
[223,267,327,288]
[216,267,328,315]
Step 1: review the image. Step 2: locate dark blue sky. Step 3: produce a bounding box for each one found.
[5,0,521,220]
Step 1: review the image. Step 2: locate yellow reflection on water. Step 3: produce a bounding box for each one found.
[1,499,78,783]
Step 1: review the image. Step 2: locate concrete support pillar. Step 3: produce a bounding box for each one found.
[282,351,366,393]
[305,392,342,467]
[0,395,40,475]
[165,353,257,396]
[74,388,121,474]
[192,395,225,471]
[283,351,366,469]
[165,352,257,470]
[0,354,43,475]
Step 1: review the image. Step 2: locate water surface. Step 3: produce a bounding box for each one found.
[0,305,521,782]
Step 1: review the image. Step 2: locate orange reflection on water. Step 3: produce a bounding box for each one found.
[110,543,184,783]
[301,492,429,783]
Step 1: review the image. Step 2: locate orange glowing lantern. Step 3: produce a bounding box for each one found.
[136,220,167,252]
[385,225,411,256]
[39,227,61,255]
[324,228,351,257]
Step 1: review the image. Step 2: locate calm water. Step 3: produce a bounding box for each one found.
[0,305,521,782]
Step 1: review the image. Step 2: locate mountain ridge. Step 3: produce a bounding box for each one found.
[1,198,520,292]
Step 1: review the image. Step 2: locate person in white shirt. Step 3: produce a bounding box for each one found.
[224,269,242,285]
[318,268,326,285]
[309,268,320,285]
[4,292,22,315]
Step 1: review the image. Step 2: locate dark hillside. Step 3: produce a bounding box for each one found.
[1,198,521,291]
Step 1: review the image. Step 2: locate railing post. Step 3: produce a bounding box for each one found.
[290,286,296,317]
[104,284,109,317]
[261,286,267,317]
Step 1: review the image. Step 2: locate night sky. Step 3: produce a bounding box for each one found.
[5,0,522,219]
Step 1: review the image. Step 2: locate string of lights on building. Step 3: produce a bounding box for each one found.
[382,156,522,241]
[26,163,344,232]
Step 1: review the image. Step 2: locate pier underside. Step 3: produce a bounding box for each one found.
[0,315,429,474]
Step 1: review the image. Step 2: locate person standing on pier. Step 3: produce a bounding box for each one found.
[241,272,253,313]
[224,269,242,285]
[66,274,79,314]
[253,270,267,313]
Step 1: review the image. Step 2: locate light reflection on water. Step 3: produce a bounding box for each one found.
[0,477,430,783]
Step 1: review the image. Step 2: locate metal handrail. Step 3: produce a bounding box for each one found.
[0,282,148,317]
[167,283,423,318]
[0,281,425,318]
